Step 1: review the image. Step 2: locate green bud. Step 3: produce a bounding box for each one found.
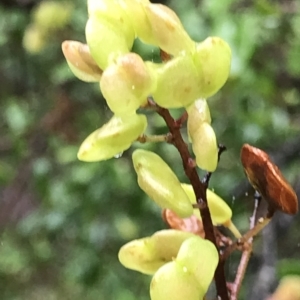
[176,236,219,293]
[61,40,102,82]
[77,114,147,162]
[187,98,211,141]
[87,0,135,48]
[150,55,200,108]
[86,17,131,70]
[150,261,203,300]
[144,3,195,56]
[190,122,218,172]
[132,150,193,218]
[181,183,232,225]
[100,53,155,116]
[193,37,231,98]
[120,0,156,45]
[118,229,194,275]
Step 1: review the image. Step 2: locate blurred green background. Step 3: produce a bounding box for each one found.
[0,0,299,299]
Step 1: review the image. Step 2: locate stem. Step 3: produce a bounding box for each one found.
[152,102,229,300]
[230,193,261,300]
[137,134,172,143]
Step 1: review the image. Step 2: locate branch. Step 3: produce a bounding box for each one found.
[230,192,261,300]
[150,100,229,300]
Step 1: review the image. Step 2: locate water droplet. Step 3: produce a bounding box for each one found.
[114,152,123,158]
[232,196,236,201]
[245,192,248,196]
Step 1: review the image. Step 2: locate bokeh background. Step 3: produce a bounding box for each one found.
[0,0,300,299]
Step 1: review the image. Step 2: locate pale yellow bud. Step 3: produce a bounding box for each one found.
[176,236,219,293]
[181,183,232,225]
[61,41,102,82]
[100,53,155,116]
[150,261,203,300]
[132,150,193,218]
[144,3,195,56]
[194,37,231,98]
[87,0,135,49]
[86,17,130,70]
[118,229,194,275]
[150,55,200,108]
[77,114,147,162]
[190,122,218,172]
[187,98,211,141]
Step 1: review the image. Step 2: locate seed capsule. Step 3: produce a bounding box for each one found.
[241,144,298,215]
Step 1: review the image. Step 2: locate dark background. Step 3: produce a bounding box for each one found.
[0,0,300,299]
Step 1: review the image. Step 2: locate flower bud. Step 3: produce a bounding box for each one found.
[176,236,218,293]
[187,98,211,141]
[181,183,242,238]
[118,229,194,275]
[87,0,135,48]
[150,55,200,108]
[132,150,193,218]
[193,37,231,98]
[190,122,218,172]
[144,3,195,56]
[150,261,203,300]
[86,17,130,70]
[61,41,102,82]
[181,184,232,225]
[77,114,147,162]
[100,53,155,116]
[120,0,156,44]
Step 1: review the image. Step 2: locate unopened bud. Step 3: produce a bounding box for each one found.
[118,229,194,275]
[187,99,211,140]
[144,3,195,56]
[193,37,231,98]
[151,55,200,108]
[77,114,147,162]
[132,150,193,218]
[87,0,134,48]
[86,17,131,70]
[100,53,155,116]
[190,122,218,172]
[61,41,102,82]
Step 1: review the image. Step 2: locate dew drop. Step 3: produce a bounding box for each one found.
[114,152,123,158]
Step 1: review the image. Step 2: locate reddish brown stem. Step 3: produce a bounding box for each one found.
[153,102,229,300]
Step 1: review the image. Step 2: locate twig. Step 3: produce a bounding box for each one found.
[149,100,229,300]
[137,134,172,143]
[230,193,261,300]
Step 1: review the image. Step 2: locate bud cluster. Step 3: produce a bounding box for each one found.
[119,230,219,300]
[62,1,233,298]
[62,0,231,172]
